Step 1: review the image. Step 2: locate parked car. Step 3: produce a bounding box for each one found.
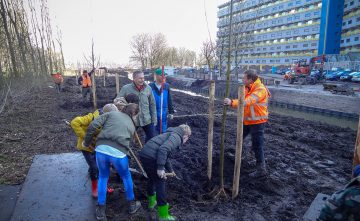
[340,71,359,81]
[351,73,360,82]
[325,70,351,81]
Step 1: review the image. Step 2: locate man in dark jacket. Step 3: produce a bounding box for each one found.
[139,124,191,221]
[149,68,174,134]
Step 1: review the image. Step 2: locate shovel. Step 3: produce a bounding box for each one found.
[127,147,148,178]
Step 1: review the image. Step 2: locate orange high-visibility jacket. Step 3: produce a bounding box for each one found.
[82,73,91,87]
[231,78,270,125]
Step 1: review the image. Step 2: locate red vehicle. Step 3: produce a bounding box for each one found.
[286,55,326,84]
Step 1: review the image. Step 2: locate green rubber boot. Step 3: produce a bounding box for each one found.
[147,193,157,210]
[157,204,176,221]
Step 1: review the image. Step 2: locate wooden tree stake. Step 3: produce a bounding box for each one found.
[91,72,97,109]
[207,81,215,180]
[115,72,120,94]
[232,84,245,199]
[352,116,360,176]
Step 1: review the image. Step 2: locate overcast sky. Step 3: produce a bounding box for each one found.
[47,0,228,66]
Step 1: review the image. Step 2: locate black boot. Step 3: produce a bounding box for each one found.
[96,204,107,221]
[129,200,141,214]
[249,162,267,178]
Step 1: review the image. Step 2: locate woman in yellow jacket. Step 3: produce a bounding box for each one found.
[224,69,270,178]
[70,103,118,197]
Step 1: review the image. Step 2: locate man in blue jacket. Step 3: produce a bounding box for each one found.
[149,68,174,134]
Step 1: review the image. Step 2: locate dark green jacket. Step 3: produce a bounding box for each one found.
[139,127,184,171]
[318,176,360,221]
[83,111,135,154]
[118,83,157,127]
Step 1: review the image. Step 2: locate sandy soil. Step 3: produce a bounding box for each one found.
[0,75,357,221]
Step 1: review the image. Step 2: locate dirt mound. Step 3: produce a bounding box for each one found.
[0,75,356,220]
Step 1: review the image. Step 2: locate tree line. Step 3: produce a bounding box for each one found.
[130,33,199,70]
[0,0,64,83]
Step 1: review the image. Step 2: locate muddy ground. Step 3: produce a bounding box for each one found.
[0,74,357,221]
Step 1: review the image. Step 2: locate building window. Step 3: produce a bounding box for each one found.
[311,43,317,46]
[341,40,344,43]
[296,1,301,5]
[345,4,348,8]
[270,47,274,50]
[263,48,266,51]
[293,45,298,48]
[346,39,350,42]
[357,17,360,22]
[303,44,308,47]
[287,17,292,21]
[304,28,309,32]
[348,20,352,25]
[285,59,290,62]
[355,37,359,41]
[350,1,354,6]
[257,48,261,51]
[262,60,266,63]
[305,13,311,18]
[288,2,293,6]
[286,45,290,49]
[277,46,281,49]
[343,22,346,26]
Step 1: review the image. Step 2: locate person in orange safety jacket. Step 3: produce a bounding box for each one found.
[224,69,270,178]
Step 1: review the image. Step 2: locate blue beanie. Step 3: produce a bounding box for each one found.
[354,164,360,177]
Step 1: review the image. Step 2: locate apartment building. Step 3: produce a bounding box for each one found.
[217,0,356,69]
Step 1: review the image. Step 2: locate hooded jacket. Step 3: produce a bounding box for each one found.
[70,109,102,152]
[83,111,135,155]
[139,127,184,171]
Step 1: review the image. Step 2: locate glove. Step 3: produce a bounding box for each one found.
[157,169,166,179]
[168,114,174,120]
[223,98,231,106]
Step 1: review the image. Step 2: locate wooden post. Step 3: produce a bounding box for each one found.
[352,116,360,176]
[91,71,97,109]
[232,84,245,199]
[103,70,106,87]
[115,72,120,94]
[207,81,215,180]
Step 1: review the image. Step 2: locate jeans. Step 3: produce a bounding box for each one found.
[243,123,265,164]
[142,123,156,143]
[96,152,135,205]
[82,151,98,181]
[140,157,167,206]
[82,87,91,99]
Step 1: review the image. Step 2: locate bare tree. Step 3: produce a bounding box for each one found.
[0,0,18,76]
[84,38,100,69]
[148,33,167,68]
[130,33,149,70]
[201,40,216,74]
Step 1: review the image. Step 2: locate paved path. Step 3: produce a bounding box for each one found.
[10,153,96,221]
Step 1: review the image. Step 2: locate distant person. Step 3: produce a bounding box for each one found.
[51,72,63,93]
[70,104,118,198]
[317,164,360,221]
[224,69,270,178]
[117,70,157,142]
[139,124,191,221]
[83,103,142,220]
[78,69,95,102]
[149,68,175,134]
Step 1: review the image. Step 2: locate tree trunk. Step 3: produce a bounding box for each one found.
[0,0,19,76]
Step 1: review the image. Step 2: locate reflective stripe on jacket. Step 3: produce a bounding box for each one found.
[70,109,100,152]
[231,78,270,125]
[82,74,91,87]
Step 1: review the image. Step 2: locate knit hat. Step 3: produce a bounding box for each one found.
[354,164,360,177]
[113,97,128,111]
[155,68,167,76]
[102,103,118,113]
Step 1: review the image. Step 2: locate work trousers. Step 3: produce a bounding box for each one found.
[140,156,167,206]
[96,152,134,205]
[82,151,98,181]
[82,87,91,99]
[243,123,266,164]
[142,123,156,143]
